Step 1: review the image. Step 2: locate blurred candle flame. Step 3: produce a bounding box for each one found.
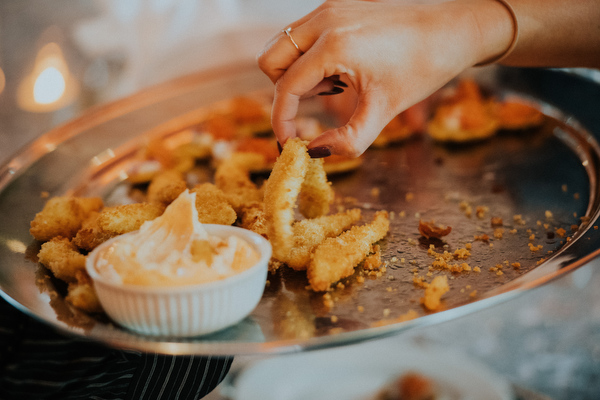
[0,68,5,95]
[17,42,79,112]
[34,66,66,104]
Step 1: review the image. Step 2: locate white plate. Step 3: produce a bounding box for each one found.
[226,336,513,400]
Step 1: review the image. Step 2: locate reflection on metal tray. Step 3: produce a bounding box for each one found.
[0,62,599,355]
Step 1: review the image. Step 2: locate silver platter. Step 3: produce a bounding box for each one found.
[1,62,599,355]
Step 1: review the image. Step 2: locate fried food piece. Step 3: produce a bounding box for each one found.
[172,140,212,162]
[147,169,187,206]
[197,114,238,140]
[323,155,363,175]
[422,275,449,311]
[298,157,334,219]
[65,270,103,313]
[72,212,114,251]
[233,137,279,172]
[229,96,272,136]
[97,202,164,235]
[286,208,362,271]
[37,237,86,283]
[363,245,382,270]
[418,219,452,239]
[215,152,265,212]
[238,203,268,237]
[427,79,499,143]
[308,210,390,291]
[375,371,437,400]
[371,113,414,147]
[496,100,544,130]
[30,196,104,242]
[190,182,237,225]
[263,138,310,261]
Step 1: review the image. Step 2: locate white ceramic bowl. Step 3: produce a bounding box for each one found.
[85,224,272,337]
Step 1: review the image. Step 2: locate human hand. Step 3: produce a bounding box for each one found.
[257,0,513,157]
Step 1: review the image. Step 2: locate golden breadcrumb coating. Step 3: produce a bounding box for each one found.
[147,169,187,206]
[238,203,268,237]
[30,196,103,242]
[422,275,449,311]
[263,138,310,261]
[37,237,86,283]
[308,210,390,291]
[97,202,164,235]
[65,271,103,313]
[72,211,114,251]
[191,182,237,225]
[298,157,334,219]
[215,152,265,212]
[286,208,362,271]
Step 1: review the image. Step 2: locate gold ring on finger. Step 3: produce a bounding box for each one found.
[282,27,304,54]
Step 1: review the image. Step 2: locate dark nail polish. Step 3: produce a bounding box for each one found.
[277,141,283,154]
[318,87,344,96]
[332,79,348,88]
[308,146,331,158]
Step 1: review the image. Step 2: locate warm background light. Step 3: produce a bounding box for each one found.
[0,68,5,95]
[34,66,66,104]
[17,42,79,112]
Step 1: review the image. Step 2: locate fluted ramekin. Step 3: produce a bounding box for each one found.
[86,224,271,337]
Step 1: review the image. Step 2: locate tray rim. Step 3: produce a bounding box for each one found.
[1,63,599,356]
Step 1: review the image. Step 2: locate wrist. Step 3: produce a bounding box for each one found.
[472,0,518,66]
[444,0,517,67]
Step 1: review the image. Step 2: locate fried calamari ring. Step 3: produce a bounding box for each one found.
[298,157,335,219]
[307,210,390,292]
[286,208,362,271]
[263,138,310,261]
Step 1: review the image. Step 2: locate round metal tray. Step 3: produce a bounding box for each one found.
[1,62,599,355]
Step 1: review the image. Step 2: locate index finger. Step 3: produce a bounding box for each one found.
[271,52,338,145]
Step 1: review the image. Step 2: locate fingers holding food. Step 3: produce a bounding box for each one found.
[30,196,103,242]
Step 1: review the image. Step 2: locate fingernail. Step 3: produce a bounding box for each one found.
[318,87,344,96]
[308,146,331,158]
[332,79,348,88]
[277,141,283,154]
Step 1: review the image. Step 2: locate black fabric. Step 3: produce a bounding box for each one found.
[0,298,232,400]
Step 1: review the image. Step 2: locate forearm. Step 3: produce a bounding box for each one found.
[501,0,600,68]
